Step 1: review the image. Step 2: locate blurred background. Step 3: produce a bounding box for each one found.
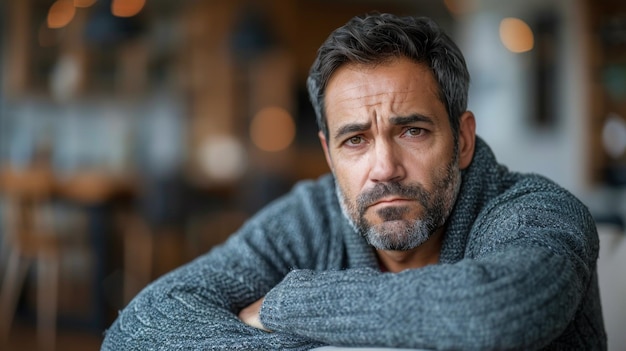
[0,0,625,350]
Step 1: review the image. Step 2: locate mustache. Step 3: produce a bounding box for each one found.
[356,182,430,215]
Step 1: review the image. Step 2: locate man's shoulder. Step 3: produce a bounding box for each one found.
[474,170,596,242]
[463,142,595,240]
[468,137,584,211]
[497,171,583,208]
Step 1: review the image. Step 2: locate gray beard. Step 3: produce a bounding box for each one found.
[335,156,461,251]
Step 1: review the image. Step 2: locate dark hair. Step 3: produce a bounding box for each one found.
[307,13,470,144]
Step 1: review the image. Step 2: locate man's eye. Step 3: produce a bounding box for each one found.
[406,127,424,136]
[347,136,363,145]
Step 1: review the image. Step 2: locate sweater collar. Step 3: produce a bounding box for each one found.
[439,136,507,263]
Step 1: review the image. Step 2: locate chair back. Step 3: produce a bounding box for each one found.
[0,166,56,254]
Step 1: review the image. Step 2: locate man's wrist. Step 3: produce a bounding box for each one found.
[239,297,271,332]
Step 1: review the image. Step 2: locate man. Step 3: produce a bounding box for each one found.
[102,13,606,350]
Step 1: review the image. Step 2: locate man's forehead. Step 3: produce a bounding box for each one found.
[325,90,425,126]
[327,59,438,93]
[327,60,429,90]
[324,59,445,127]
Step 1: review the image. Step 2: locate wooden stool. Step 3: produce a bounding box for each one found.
[0,166,58,351]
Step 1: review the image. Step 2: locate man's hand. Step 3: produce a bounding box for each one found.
[238,297,271,332]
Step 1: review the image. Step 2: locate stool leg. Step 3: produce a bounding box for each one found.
[37,251,58,351]
[0,249,31,344]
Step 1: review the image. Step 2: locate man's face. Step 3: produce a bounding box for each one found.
[320,57,472,251]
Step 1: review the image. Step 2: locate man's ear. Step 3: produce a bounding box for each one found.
[318,131,333,171]
[457,111,476,170]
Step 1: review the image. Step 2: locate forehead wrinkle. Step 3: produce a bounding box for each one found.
[355,89,417,114]
[326,59,446,137]
[331,88,422,139]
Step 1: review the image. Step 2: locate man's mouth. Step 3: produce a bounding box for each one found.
[371,197,410,205]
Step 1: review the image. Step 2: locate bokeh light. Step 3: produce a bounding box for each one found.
[249,106,296,152]
[198,135,247,181]
[499,17,534,53]
[47,0,76,29]
[602,113,626,159]
[111,0,146,18]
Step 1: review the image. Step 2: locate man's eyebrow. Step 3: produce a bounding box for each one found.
[389,114,435,126]
[332,114,434,141]
[334,122,371,141]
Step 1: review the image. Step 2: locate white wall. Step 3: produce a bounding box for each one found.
[457,0,590,198]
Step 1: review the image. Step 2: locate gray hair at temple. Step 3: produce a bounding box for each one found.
[307,13,470,145]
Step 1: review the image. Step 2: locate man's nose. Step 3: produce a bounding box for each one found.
[369,140,405,183]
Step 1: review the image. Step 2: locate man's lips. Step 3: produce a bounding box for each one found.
[370,198,412,207]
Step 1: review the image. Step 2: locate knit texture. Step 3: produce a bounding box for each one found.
[101,138,606,350]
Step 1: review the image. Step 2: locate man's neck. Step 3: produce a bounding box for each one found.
[376,228,444,273]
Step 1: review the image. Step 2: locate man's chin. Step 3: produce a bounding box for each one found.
[366,235,417,251]
[364,222,412,250]
[362,219,432,251]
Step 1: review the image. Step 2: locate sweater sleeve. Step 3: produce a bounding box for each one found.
[259,189,600,350]
[100,249,323,350]
[101,180,332,351]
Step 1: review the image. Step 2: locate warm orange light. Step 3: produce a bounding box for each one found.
[250,107,296,152]
[74,0,98,8]
[111,0,146,18]
[499,17,534,53]
[47,0,76,29]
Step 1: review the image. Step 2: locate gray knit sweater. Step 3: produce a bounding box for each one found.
[102,138,606,350]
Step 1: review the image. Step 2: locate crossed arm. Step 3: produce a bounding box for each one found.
[102,190,599,350]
